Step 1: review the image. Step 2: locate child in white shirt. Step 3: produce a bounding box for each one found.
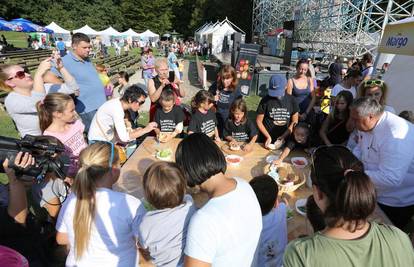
[250,175,288,267]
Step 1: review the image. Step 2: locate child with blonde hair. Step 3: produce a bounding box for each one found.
[56,142,141,266]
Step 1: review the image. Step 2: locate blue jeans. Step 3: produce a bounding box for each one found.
[79,110,97,135]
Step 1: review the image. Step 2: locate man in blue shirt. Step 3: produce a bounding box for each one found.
[53,33,106,132]
[56,38,66,57]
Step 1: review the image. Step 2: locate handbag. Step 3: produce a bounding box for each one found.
[95,112,128,164]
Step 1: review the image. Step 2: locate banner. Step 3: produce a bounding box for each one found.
[378,17,414,56]
[235,44,260,96]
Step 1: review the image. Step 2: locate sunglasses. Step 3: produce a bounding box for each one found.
[7,70,26,80]
[89,140,115,168]
[363,79,384,87]
[310,145,351,185]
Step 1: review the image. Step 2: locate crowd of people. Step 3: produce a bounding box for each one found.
[0,30,413,267]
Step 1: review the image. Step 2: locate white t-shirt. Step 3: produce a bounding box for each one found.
[88,98,129,143]
[252,203,288,267]
[184,177,262,267]
[331,83,357,98]
[56,188,141,267]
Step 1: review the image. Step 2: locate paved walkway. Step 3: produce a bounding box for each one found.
[129,60,203,112]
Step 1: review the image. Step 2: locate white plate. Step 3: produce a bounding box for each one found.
[291,157,308,168]
[229,144,241,151]
[225,154,243,166]
[295,198,307,216]
[267,143,276,150]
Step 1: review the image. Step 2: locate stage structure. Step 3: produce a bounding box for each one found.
[252,0,414,57]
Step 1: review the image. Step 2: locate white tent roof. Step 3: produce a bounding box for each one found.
[140,29,159,38]
[73,24,99,35]
[46,22,70,34]
[195,22,211,34]
[210,21,236,36]
[201,21,221,35]
[98,26,121,36]
[121,28,140,37]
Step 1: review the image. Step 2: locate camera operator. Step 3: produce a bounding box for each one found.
[0,152,48,266]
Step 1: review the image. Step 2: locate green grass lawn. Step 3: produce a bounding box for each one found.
[1,31,29,48]
[0,110,19,183]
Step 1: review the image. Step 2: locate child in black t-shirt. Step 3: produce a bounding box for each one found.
[256,74,299,148]
[223,98,258,152]
[154,89,185,142]
[188,90,220,141]
[273,122,313,165]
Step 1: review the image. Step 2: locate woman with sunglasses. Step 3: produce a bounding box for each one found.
[88,85,157,144]
[358,79,395,114]
[0,55,78,137]
[56,142,141,266]
[283,146,414,267]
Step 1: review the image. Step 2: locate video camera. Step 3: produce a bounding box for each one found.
[0,135,70,182]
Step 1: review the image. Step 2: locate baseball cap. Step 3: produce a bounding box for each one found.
[268,74,287,97]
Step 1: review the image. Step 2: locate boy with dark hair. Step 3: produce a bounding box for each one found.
[250,175,288,267]
[154,89,184,142]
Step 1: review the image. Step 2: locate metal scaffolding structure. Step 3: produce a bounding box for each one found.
[252,0,414,57]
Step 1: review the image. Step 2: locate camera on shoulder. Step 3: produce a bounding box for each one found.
[0,135,70,182]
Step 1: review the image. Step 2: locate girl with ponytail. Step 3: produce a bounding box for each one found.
[36,93,87,180]
[283,145,414,267]
[56,142,141,266]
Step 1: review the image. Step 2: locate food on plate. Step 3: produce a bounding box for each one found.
[229,143,241,151]
[293,159,306,166]
[158,132,169,142]
[277,167,288,180]
[287,209,294,220]
[226,157,241,164]
[291,157,308,168]
[297,205,306,214]
[225,155,243,166]
[156,148,172,160]
[276,167,299,185]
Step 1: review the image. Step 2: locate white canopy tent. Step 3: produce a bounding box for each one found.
[200,21,221,43]
[73,24,99,35]
[208,21,237,54]
[46,22,70,34]
[98,26,121,37]
[205,18,245,55]
[378,17,414,114]
[46,22,71,46]
[121,28,140,38]
[195,22,212,42]
[139,29,159,41]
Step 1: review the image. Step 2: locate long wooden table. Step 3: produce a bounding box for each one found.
[115,137,392,240]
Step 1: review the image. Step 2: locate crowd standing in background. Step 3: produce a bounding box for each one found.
[0,29,413,267]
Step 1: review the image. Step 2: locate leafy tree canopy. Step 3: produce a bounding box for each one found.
[0,0,252,39]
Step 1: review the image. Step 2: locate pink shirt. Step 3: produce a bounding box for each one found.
[44,120,87,177]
